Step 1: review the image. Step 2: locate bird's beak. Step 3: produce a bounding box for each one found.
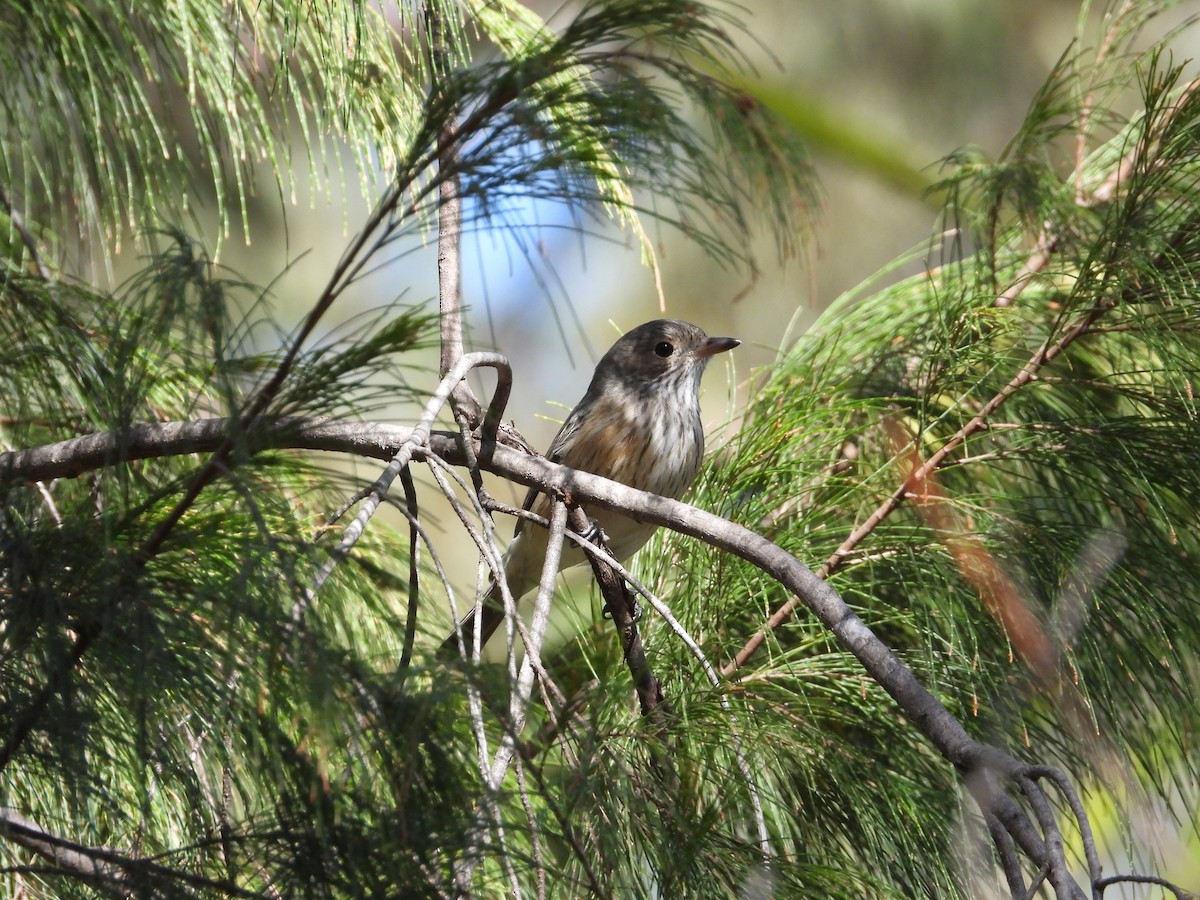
[695,336,740,358]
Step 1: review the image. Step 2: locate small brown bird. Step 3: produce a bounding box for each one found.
[442,319,738,654]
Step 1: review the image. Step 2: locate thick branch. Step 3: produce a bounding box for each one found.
[0,416,1085,887]
[0,416,1021,773]
[0,808,128,893]
[0,807,257,897]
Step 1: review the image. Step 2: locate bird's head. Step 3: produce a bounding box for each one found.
[593,319,739,396]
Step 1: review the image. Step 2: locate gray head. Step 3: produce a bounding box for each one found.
[589,319,739,398]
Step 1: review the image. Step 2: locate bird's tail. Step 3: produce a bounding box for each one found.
[439,580,507,657]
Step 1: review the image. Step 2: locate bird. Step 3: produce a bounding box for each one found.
[442,319,739,655]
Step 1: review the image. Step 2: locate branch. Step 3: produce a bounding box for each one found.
[1095,874,1194,899]
[0,807,259,898]
[296,351,511,610]
[1,415,996,768]
[0,417,1070,880]
[397,465,421,679]
[574,505,666,719]
[0,808,128,896]
[0,151,451,778]
[427,3,483,427]
[0,414,1034,767]
[729,192,1200,674]
[7,416,1187,893]
[482,497,773,854]
[489,500,568,787]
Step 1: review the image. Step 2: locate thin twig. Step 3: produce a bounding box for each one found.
[569,523,773,855]
[0,435,60,526]
[489,500,568,786]
[511,753,548,900]
[1016,774,1077,899]
[458,499,571,900]
[297,351,510,616]
[1021,866,1051,900]
[380,490,459,634]
[425,454,570,720]
[397,465,421,680]
[1022,765,1104,890]
[424,454,514,661]
[0,624,94,775]
[994,228,1058,308]
[0,143,459,775]
[426,0,482,430]
[579,506,665,718]
[986,811,1029,898]
[479,491,773,856]
[422,451,534,898]
[508,749,609,898]
[1094,873,1193,899]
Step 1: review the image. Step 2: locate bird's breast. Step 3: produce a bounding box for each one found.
[563,389,704,501]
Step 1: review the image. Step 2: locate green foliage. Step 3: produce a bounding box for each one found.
[2,0,1198,898]
[0,1,822,896]
[0,0,437,252]
[0,0,814,275]
[653,29,1200,897]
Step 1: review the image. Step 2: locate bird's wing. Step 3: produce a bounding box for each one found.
[512,404,586,537]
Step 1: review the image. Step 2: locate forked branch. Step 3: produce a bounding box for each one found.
[7,416,1186,895]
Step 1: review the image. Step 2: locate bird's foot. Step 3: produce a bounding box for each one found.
[579,516,607,547]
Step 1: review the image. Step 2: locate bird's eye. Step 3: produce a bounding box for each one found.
[654,341,674,358]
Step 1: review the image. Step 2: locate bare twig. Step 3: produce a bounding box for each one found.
[993,228,1058,308]
[1095,874,1193,899]
[425,453,515,662]
[424,454,572,727]
[512,753,548,900]
[986,811,1029,898]
[489,500,568,787]
[1015,773,1075,899]
[545,512,773,855]
[439,477,509,899]
[422,450,542,897]
[397,465,421,679]
[380,489,460,634]
[579,506,665,718]
[0,624,94,775]
[427,2,483,428]
[298,351,511,616]
[507,749,609,898]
